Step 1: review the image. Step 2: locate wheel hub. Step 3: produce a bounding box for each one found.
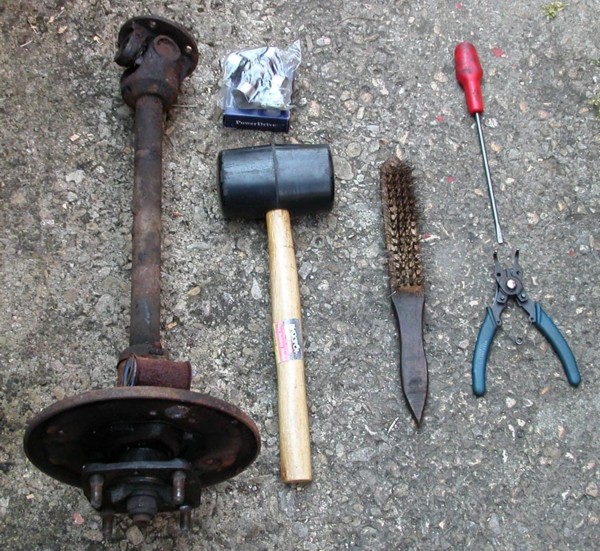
[24,387,260,536]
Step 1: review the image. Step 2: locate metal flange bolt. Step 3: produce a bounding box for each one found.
[23,16,260,539]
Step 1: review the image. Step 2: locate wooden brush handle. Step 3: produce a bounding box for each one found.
[266,209,312,484]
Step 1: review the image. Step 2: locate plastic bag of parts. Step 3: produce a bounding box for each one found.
[219,41,302,111]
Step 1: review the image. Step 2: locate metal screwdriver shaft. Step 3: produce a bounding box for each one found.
[474,112,503,244]
[455,42,504,244]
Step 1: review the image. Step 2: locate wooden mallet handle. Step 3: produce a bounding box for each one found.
[266,209,312,484]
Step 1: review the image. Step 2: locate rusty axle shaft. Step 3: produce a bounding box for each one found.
[130,94,164,352]
[23,15,260,539]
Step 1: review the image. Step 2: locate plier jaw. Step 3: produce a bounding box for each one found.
[472,250,581,397]
[489,250,536,326]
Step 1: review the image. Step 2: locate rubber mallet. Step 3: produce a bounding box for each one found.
[218,144,334,483]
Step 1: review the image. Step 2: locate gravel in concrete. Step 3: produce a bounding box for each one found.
[1,1,599,549]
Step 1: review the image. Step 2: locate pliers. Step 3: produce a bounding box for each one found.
[472,250,581,396]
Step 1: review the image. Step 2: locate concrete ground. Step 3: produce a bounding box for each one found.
[1,0,599,549]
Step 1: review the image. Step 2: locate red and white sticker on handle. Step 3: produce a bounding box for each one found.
[273,318,304,363]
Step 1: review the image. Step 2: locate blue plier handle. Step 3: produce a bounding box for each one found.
[472,250,581,396]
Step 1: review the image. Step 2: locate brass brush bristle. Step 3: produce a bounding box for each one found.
[380,155,424,292]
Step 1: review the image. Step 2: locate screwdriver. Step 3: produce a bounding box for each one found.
[455,42,504,245]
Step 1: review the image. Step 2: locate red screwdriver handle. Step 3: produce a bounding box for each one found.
[455,42,484,115]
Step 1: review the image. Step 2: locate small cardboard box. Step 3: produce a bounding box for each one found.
[222,104,290,133]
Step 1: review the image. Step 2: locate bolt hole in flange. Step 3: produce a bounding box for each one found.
[115,15,199,77]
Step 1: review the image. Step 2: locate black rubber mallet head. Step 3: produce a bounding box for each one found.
[218,144,334,484]
[218,144,334,219]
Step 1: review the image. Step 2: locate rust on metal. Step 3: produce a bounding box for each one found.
[24,387,260,529]
[116,15,199,109]
[117,355,192,390]
[129,93,164,352]
[23,15,260,538]
[24,386,261,487]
